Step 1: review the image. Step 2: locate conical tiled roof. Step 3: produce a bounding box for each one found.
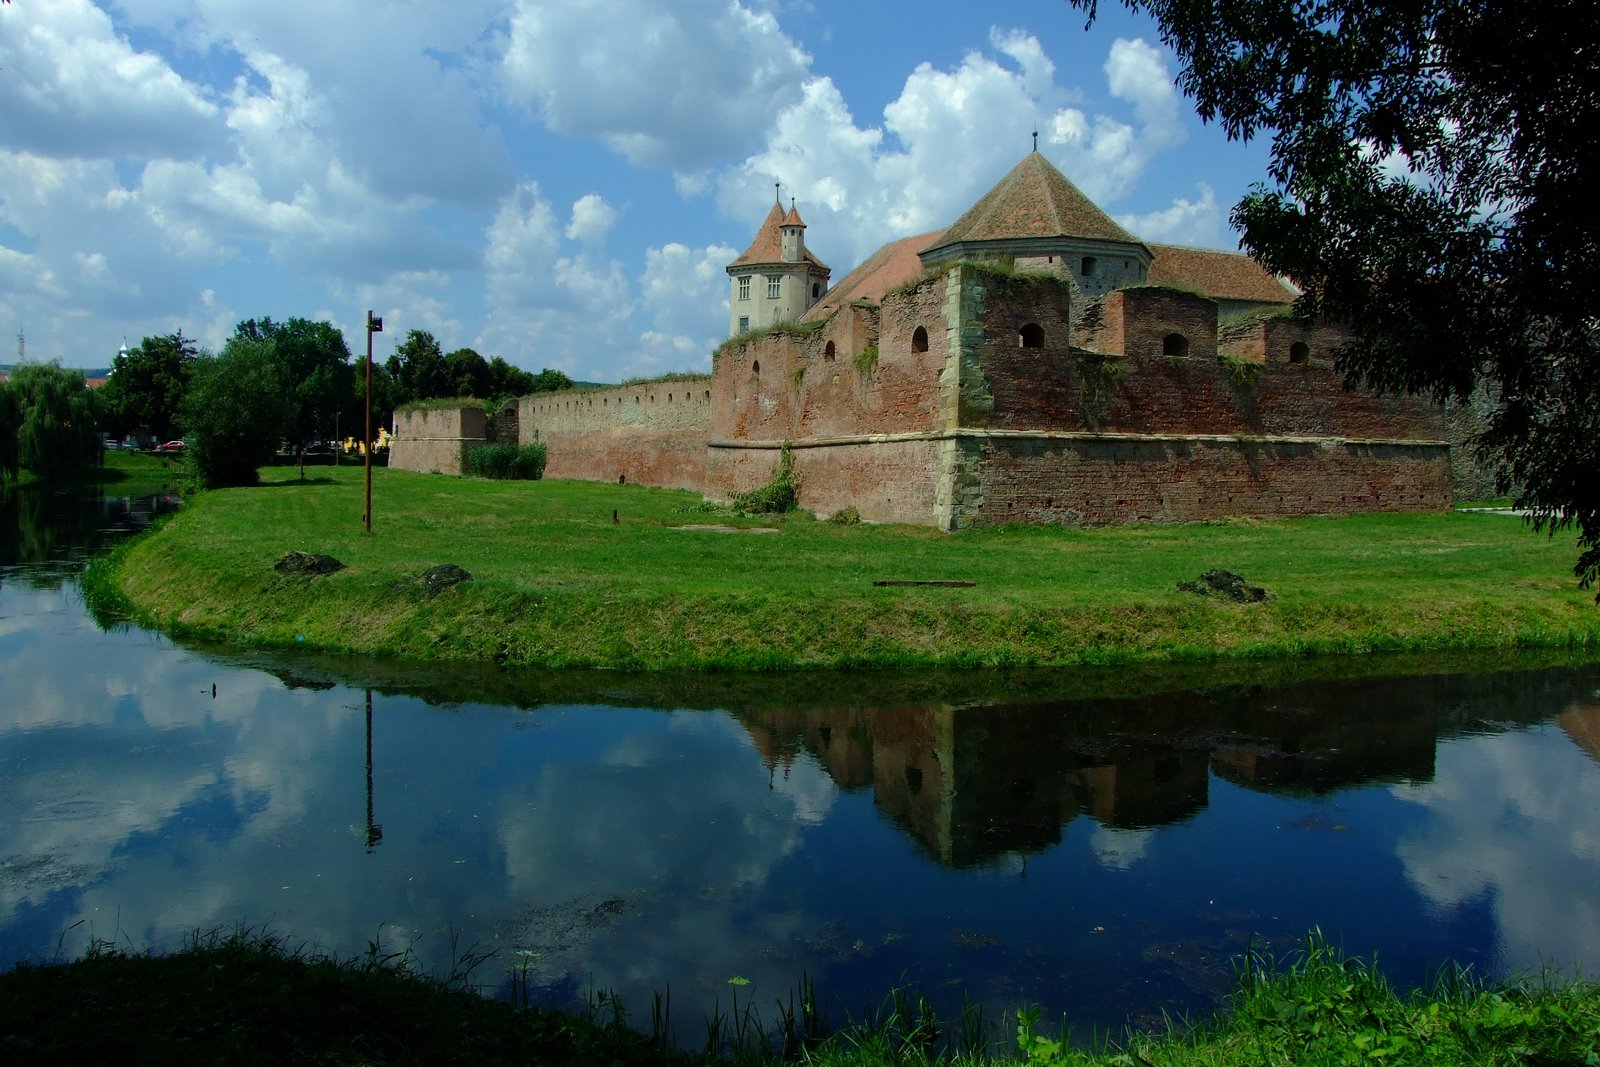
[782,203,805,227]
[920,152,1141,257]
[730,202,827,269]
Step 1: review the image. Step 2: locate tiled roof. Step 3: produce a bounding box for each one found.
[1147,243,1297,305]
[730,202,828,270]
[921,152,1141,256]
[782,203,805,227]
[802,230,944,322]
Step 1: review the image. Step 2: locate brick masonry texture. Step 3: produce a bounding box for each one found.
[389,405,487,476]
[392,266,1451,528]
[519,380,713,492]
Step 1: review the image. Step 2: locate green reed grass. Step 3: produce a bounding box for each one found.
[4,931,1595,1065]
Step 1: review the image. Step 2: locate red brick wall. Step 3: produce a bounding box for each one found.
[521,381,712,492]
[965,434,1451,525]
[706,437,942,524]
[713,289,945,442]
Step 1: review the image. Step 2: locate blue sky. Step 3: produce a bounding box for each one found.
[0,0,1273,382]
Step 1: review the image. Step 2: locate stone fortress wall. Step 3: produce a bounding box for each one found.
[391,266,1449,527]
[388,404,487,476]
[391,149,1450,527]
[517,379,713,493]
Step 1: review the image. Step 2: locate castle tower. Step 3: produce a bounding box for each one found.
[919,149,1152,298]
[726,189,831,336]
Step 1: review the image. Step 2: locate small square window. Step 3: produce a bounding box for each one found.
[738,316,750,333]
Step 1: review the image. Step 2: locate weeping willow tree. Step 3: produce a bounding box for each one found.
[0,379,18,482]
[9,362,103,477]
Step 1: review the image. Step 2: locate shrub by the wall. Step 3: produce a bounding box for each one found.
[464,443,547,480]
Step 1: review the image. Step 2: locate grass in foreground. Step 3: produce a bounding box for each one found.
[2,933,1595,1065]
[88,466,1600,671]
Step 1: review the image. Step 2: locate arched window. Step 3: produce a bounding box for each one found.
[1081,255,1097,277]
[911,326,929,353]
[1019,322,1045,348]
[823,341,836,362]
[1289,341,1310,364]
[812,282,821,299]
[1163,332,1190,358]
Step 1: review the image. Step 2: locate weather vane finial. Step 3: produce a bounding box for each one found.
[774,181,782,206]
[1032,129,1038,152]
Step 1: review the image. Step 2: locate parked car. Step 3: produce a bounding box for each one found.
[157,440,187,453]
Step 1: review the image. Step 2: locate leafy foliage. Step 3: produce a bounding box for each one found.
[730,444,801,515]
[1071,0,1600,593]
[0,379,17,482]
[234,317,353,451]
[98,332,198,443]
[8,362,102,476]
[463,443,548,480]
[180,337,293,488]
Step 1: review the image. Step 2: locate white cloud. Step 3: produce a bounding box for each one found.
[1391,725,1600,976]
[1118,183,1224,246]
[565,194,619,244]
[500,0,811,168]
[634,242,736,373]
[713,31,1191,272]
[479,183,635,372]
[0,0,223,160]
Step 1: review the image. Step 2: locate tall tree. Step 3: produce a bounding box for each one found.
[385,329,449,405]
[443,347,491,398]
[234,317,353,451]
[0,379,18,482]
[529,368,575,394]
[9,363,102,476]
[484,357,536,402]
[98,332,198,444]
[1070,0,1600,592]
[181,338,292,489]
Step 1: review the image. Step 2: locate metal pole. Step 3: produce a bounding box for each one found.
[364,310,374,532]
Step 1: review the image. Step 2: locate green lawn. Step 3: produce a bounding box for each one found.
[92,465,1600,670]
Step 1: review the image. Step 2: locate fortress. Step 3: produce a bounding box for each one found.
[391,151,1451,528]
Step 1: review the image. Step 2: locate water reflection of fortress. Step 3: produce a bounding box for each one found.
[736,674,1596,869]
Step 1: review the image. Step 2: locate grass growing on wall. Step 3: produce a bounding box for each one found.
[98,466,1600,671]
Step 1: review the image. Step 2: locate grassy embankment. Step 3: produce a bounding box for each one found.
[88,465,1600,671]
[3,449,182,496]
[2,934,1595,1065]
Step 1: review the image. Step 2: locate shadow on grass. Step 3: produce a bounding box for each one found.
[255,476,339,488]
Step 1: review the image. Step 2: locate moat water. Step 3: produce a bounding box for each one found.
[3,483,1599,1046]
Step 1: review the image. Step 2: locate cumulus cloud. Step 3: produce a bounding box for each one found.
[565,194,619,244]
[478,182,635,372]
[713,30,1190,271]
[0,0,223,160]
[1118,183,1224,246]
[500,0,811,168]
[634,242,736,373]
[1390,726,1600,976]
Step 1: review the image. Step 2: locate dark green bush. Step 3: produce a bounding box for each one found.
[464,443,547,480]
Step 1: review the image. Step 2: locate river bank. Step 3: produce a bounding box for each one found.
[4,933,1595,1065]
[88,466,1598,670]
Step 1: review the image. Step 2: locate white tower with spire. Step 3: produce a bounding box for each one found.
[725,186,831,336]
